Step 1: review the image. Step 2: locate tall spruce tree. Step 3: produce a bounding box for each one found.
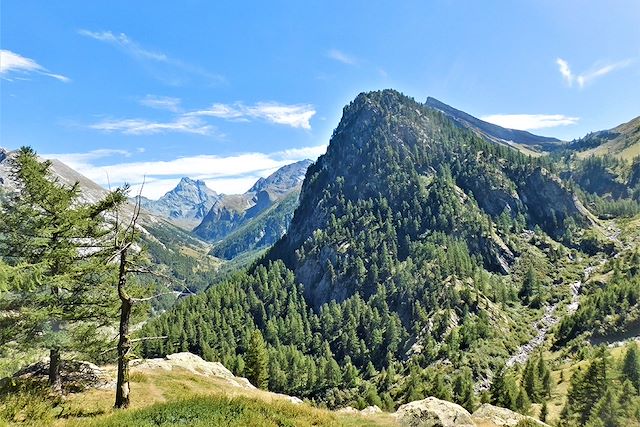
[0,147,126,392]
[622,343,640,392]
[245,330,269,389]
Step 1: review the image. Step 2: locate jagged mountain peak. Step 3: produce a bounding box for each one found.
[248,159,313,195]
[138,177,219,229]
[192,159,312,247]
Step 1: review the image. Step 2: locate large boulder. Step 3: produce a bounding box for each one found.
[472,404,549,427]
[394,397,475,427]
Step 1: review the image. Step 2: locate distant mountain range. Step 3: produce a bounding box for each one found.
[425,97,562,153]
[194,159,312,258]
[135,158,312,260]
[138,178,219,229]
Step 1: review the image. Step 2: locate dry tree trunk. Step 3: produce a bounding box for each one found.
[115,249,132,409]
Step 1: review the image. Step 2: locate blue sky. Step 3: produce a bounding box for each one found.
[1,1,639,198]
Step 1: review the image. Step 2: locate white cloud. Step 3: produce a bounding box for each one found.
[274,144,327,160]
[46,145,322,199]
[139,95,182,112]
[89,116,214,135]
[50,149,131,165]
[481,114,580,131]
[327,49,357,65]
[556,58,573,85]
[556,57,632,88]
[78,30,167,62]
[78,29,224,85]
[0,49,70,83]
[190,102,316,129]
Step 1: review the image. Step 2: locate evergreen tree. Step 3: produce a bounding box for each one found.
[586,388,624,427]
[516,388,531,414]
[0,147,125,392]
[540,400,548,423]
[622,343,640,392]
[246,330,269,389]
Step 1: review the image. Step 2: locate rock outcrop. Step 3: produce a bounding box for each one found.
[394,397,475,427]
[472,403,550,427]
[131,352,256,390]
[1,359,114,393]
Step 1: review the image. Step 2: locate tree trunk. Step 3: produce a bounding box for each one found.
[115,250,132,409]
[49,347,62,393]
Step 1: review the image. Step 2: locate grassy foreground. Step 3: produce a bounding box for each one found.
[62,395,386,427]
[0,367,397,427]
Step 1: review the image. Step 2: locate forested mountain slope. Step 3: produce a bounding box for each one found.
[0,148,218,295]
[568,115,640,160]
[142,90,611,414]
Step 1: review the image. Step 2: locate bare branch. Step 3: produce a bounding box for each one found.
[131,292,178,303]
[129,335,168,344]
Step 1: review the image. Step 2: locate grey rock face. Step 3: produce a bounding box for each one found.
[138,177,219,229]
[193,159,312,244]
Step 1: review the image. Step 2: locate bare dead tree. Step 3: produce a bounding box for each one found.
[109,181,194,409]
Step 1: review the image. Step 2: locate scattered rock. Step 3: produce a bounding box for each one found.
[336,406,359,414]
[472,404,550,427]
[361,405,382,415]
[394,396,475,427]
[272,393,303,405]
[2,359,114,393]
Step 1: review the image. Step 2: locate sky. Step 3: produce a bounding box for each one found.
[1,1,639,199]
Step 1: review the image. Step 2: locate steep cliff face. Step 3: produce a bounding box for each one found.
[269,90,591,308]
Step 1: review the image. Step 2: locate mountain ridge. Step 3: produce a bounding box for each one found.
[425,97,562,153]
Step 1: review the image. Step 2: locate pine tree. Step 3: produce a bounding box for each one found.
[491,367,518,410]
[586,388,623,427]
[516,387,531,414]
[245,330,269,389]
[540,400,548,423]
[453,367,477,412]
[622,342,640,392]
[0,147,126,392]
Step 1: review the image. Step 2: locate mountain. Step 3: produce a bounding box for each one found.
[144,90,614,413]
[0,148,219,295]
[193,159,312,245]
[210,190,300,260]
[567,115,640,160]
[425,97,562,153]
[556,117,640,212]
[271,90,592,307]
[138,177,219,229]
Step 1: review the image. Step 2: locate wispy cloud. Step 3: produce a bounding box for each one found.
[274,144,327,160]
[481,114,579,131]
[190,102,316,129]
[46,145,322,198]
[139,95,182,112]
[327,49,357,65]
[89,116,214,135]
[50,149,132,165]
[78,29,225,85]
[556,57,632,88]
[0,49,70,83]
